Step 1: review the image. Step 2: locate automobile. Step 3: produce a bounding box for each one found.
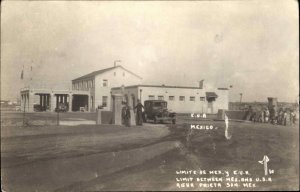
[55,103,68,112]
[143,100,176,124]
[15,106,21,111]
[34,104,43,112]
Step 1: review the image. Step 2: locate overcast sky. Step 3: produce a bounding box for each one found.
[1,0,299,102]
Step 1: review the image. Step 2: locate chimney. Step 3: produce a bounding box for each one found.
[199,79,204,89]
[114,60,121,67]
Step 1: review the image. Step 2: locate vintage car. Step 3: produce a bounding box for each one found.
[143,100,176,124]
[55,103,68,112]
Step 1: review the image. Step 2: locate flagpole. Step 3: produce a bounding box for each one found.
[21,65,26,126]
[23,95,26,126]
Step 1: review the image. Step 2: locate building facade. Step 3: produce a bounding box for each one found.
[21,65,229,113]
[72,65,143,111]
[111,85,229,114]
[20,88,90,112]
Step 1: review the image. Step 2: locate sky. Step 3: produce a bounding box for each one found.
[1,0,299,102]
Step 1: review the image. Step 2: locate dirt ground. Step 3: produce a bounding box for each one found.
[64,121,299,191]
[1,112,299,191]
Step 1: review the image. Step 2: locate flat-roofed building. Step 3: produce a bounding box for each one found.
[111,85,229,114]
[20,88,90,112]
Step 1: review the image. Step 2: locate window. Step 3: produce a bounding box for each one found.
[154,102,167,108]
[169,96,175,101]
[102,96,108,107]
[149,95,155,100]
[114,72,116,76]
[102,79,108,87]
[200,97,205,101]
[190,96,195,101]
[158,96,164,100]
[123,72,125,76]
[179,96,185,101]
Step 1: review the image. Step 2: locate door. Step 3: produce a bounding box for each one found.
[207,101,213,114]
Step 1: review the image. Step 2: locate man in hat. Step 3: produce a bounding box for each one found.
[134,99,144,126]
[122,101,131,127]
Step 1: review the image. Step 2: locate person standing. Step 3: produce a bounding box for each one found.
[265,108,270,123]
[134,99,144,126]
[124,102,131,127]
[260,108,265,123]
[277,108,282,125]
[283,109,288,126]
[269,105,275,124]
[291,110,296,125]
[121,102,126,125]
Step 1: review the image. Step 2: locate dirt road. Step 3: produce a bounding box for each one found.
[1,123,173,192]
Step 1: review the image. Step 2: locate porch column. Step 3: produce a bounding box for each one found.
[43,95,47,108]
[112,94,123,125]
[56,95,60,107]
[28,92,34,112]
[47,95,50,108]
[68,94,73,112]
[40,94,43,107]
[25,94,28,111]
[20,94,24,111]
[51,94,57,112]
[88,95,91,112]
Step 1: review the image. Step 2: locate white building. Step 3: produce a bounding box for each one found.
[111,85,228,114]
[71,65,229,114]
[21,65,228,113]
[72,65,142,111]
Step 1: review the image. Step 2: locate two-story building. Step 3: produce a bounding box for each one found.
[72,65,143,111]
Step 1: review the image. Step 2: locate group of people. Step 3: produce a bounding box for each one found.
[247,106,297,126]
[121,99,144,127]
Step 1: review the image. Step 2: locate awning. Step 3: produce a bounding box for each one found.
[206,92,218,98]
